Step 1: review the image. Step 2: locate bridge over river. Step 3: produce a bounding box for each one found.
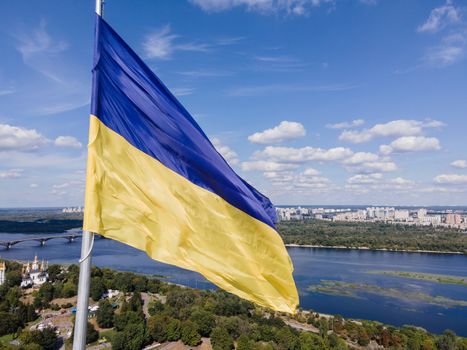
[0,233,104,250]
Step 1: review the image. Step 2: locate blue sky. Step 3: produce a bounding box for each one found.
[0,0,466,207]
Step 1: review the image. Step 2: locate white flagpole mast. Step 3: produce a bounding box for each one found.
[72,1,102,349]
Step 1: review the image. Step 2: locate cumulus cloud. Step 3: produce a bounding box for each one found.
[342,152,379,165]
[54,136,82,149]
[451,159,467,168]
[348,173,383,184]
[265,168,331,191]
[379,136,441,154]
[241,160,299,172]
[353,160,397,173]
[346,174,415,193]
[390,177,414,185]
[248,121,306,144]
[143,25,210,60]
[189,0,335,15]
[339,119,444,143]
[0,169,23,179]
[326,119,364,129]
[341,152,397,174]
[253,145,353,163]
[434,174,467,184]
[0,124,48,152]
[212,138,239,165]
[417,1,461,33]
[303,167,320,176]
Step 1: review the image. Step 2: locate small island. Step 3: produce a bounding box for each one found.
[367,270,467,286]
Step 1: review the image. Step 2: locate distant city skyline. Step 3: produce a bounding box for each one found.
[0,0,466,207]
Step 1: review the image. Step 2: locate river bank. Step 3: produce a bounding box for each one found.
[285,243,465,255]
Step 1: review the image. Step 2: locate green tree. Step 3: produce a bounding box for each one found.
[237,334,254,350]
[20,327,58,350]
[275,327,299,350]
[167,319,182,341]
[299,332,326,350]
[47,265,62,282]
[181,321,201,347]
[190,309,215,337]
[90,277,107,301]
[128,291,143,312]
[5,270,22,288]
[210,327,233,350]
[147,315,169,343]
[148,300,164,316]
[6,287,22,308]
[437,330,456,350]
[111,323,146,350]
[96,299,115,328]
[114,311,145,332]
[86,322,99,344]
[61,281,77,298]
[0,312,23,336]
[37,282,55,302]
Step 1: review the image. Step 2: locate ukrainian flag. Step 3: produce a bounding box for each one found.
[83,15,298,313]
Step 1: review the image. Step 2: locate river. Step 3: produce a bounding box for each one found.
[1,231,466,336]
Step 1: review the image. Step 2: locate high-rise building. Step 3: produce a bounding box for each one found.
[446,213,462,226]
[418,208,427,221]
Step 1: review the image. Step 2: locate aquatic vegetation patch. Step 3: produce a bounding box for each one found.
[367,270,467,286]
[307,280,467,308]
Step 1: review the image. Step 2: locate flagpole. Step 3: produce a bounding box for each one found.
[72,2,102,349]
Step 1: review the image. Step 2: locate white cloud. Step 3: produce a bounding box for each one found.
[29,183,38,188]
[339,119,444,143]
[172,87,194,96]
[0,124,48,152]
[143,25,210,60]
[12,20,90,117]
[417,1,461,33]
[348,173,383,184]
[16,19,68,61]
[380,136,441,154]
[346,174,415,194]
[422,33,466,67]
[341,151,397,174]
[242,160,299,171]
[228,83,358,96]
[434,174,467,184]
[189,0,335,15]
[354,160,397,173]
[253,55,307,72]
[248,121,306,144]
[342,152,379,165]
[253,146,353,162]
[53,182,70,189]
[266,168,332,191]
[212,138,239,165]
[54,136,82,149]
[451,159,467,169]
[303,167,320,176]
[326,119,364,129]
[390,177,414,185]
[263,171,295,181]
[0,169,23,179]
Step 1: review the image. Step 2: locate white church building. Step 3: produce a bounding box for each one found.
[21,255,49,288]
